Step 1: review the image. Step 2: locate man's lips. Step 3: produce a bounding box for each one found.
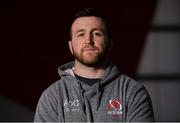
[81,45,99,52]
[82,48,97,52]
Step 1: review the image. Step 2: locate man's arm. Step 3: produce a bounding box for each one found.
[126,84,155,121]
[34,91,59,122]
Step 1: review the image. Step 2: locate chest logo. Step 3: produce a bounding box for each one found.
[107,97,123,115]
[63,99,80,113]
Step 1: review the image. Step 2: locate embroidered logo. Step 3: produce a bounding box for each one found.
[107,97,123,116]
[63,99,80,112]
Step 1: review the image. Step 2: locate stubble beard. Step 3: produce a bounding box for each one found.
[72,47,108,68]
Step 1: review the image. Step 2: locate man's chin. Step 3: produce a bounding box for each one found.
[79,58,105,67]
[74,53,106,67]
[81,59,98,66]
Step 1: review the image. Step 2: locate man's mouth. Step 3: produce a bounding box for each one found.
[82,45,98,53]
[83,48,97,52]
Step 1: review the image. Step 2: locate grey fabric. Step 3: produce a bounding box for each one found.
[34,61,154,122]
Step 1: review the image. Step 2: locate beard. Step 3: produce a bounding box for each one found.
[72,45,108,67]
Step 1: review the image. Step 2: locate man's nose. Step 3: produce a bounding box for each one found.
[85,33,94,45]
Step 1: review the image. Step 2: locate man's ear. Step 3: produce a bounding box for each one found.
[68,41,74,55]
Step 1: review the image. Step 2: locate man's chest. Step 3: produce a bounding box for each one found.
[61,96,125,122]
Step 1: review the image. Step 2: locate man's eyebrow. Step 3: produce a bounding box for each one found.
[75,28,104,34]
[91,28,104,32]
[76,29,85,33]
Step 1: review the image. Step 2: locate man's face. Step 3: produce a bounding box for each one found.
[69,16,110,67]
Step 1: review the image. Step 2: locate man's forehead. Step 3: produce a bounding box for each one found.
[71,16,105,31]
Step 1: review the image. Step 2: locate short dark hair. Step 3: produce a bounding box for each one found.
[69,8,112,40]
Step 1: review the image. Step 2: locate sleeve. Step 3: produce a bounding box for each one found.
[126,84,155,122]
[34,91,59,122]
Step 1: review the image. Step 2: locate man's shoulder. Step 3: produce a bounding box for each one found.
[118,74,145,92]
[119,74,150,98]
[119,74,141,86]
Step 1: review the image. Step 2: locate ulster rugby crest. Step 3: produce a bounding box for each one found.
[107,97,123,117]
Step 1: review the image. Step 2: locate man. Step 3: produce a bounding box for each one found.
[34,8,155,122]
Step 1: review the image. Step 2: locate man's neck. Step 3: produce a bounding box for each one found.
[73,60,108,79]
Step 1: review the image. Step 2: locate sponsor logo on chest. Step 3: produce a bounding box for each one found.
[63,99,80,113]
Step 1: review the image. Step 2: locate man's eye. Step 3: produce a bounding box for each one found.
[77,33,84,37]
[94,32,103,36]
